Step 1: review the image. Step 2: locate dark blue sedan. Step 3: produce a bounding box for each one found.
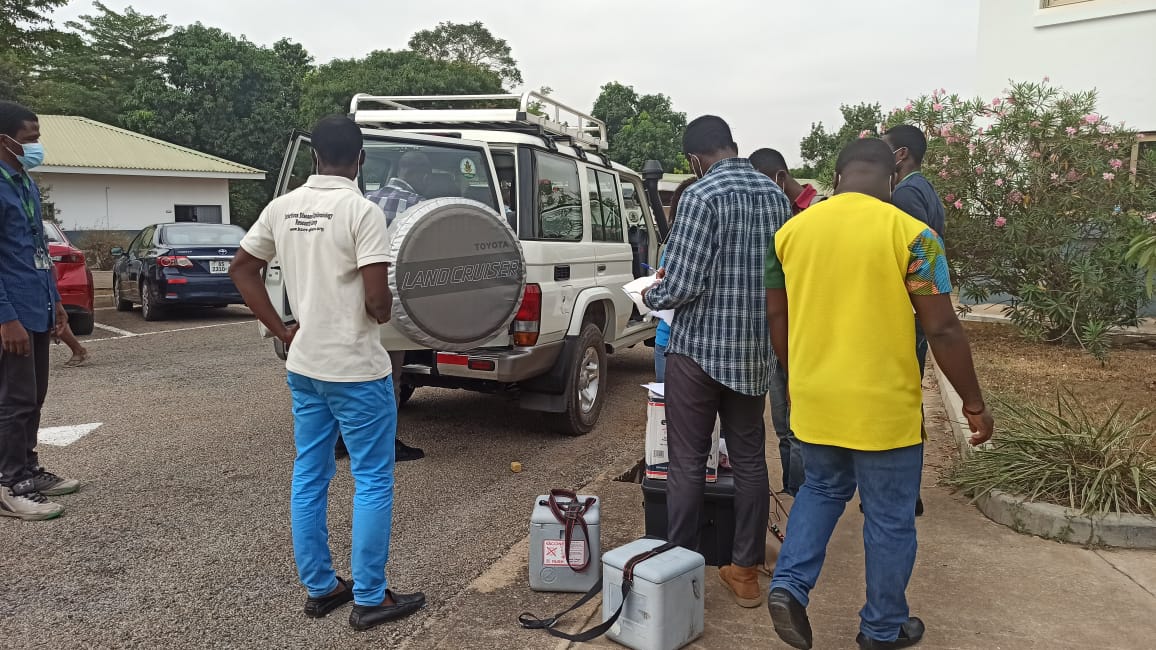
[111,223,247,321]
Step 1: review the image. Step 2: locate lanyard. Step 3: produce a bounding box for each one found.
[0,166,37,226]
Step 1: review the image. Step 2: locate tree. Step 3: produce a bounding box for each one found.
[408,21,522,89]
[28,2,171,125]
[0,0,67,101]
[884,83,1154,358]
[798,102,884,182]
[591,82,688,173]
[124,24,312,228]
[299,49,503,125]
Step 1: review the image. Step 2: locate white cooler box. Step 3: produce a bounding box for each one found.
[602,538,706,650]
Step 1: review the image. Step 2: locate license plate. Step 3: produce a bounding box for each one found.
[210,260,229,274]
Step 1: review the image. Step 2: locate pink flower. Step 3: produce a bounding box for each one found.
[1065,126,1077,137]
[945,136,958,145]
[994,217,1007,228]
[858,129,871,139]
[1110,159,1124,169]
[954,199,964,210]
[939,87,947,96]
[1050,173,1060,181]
[975,165,985,175]
[1043,75,1050,82]
[1083,113,1101,125]
[939,170,949,179]
[1008,191,1024,204]
[933,103,944,112]
[940,125,952,137]
[992,97,1002,107]
[942,155,951,164]
[903,102,914,112]
[995,178,1005,187]
[1103,172,1115,181]
[977,126,985,135]
[1067,169,1080,181]
[945,193,956,202]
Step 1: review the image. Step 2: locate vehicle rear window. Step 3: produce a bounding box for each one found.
[361,141,498,210]
[42,221,66,244]
[161,225,245,246]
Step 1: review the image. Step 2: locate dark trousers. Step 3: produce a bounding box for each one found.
[664,353,769,567]
[0,330,50,485]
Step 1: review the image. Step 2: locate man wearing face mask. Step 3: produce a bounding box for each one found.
[882,125,946,518]
[642,116,791,609]
[764,138,991,650]
[750,148,820,216]
[0,101,80,522]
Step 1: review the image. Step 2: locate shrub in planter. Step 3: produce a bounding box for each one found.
[884,82,1155,359]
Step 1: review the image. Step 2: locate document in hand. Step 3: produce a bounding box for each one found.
[622,274,659,315]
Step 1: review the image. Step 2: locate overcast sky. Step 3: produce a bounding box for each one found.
[57,0,980,167]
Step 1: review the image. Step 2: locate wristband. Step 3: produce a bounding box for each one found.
[962,403,986,416]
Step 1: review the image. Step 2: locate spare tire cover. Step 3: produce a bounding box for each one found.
[388,197,526,351]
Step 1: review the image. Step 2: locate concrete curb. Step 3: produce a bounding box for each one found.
[933,357,1156,549]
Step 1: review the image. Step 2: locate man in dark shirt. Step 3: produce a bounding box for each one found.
[883,124,946,518]
[750,148,820,216]
[0,101,79,522]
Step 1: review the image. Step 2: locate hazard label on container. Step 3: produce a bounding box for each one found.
[543,539,585,567]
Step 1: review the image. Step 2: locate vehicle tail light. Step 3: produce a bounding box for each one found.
[51,253,85,264]
[513,283,541,347]
[158,256,194,268]
[166,277,188,284]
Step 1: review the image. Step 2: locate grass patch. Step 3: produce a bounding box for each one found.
[949,392,1156,517]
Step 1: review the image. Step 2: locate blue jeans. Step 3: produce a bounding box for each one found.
[654,342,668,382]
[771,442,924,642]
[287,372,397,606]
[769,362,802,495]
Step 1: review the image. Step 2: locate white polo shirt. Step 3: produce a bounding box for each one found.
[241,175,393,382]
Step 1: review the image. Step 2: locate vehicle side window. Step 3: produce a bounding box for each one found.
[624,178,652,278]
[589,170,624,243]
[130,227,153,256]
[535,152,583,241]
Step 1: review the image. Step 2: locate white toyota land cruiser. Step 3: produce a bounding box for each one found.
[261,92,670,435]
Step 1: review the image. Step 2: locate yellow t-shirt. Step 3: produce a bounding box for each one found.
[764,192,951,451]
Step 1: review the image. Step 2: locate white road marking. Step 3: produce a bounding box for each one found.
[39,423,103,446]
[82,320,253,343]
[93,322,138,337]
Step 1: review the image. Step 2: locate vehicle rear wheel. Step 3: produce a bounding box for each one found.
[69,311,94,336]
[140,280,163,321]
[556,323,607,436]
[113,277,133,312]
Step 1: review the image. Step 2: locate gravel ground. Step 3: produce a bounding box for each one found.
[0,306,651,649]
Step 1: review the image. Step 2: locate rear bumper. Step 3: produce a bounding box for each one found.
[158,275,243,304]
[427,341,564,383]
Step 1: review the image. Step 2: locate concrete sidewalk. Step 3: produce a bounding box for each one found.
[957,300,1156,336]
[403,375,1156,650]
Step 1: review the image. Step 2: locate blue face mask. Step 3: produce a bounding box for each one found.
[3,137,44,170]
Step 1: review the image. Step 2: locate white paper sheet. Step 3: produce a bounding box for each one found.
[622,274,660,315]
[641,382,665,398]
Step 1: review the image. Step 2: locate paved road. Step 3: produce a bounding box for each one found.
[0,305,651,649]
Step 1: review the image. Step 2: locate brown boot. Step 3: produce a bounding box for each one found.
[719,564,764,608]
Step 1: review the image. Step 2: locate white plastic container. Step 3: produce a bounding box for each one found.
[602,538,705,650]
[529,494,601,593]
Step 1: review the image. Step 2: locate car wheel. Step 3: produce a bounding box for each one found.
[69,311,94,336]
[113,277,133,312]
[398,383,416,408]
[140,280,163,321]
[556,323,607,436]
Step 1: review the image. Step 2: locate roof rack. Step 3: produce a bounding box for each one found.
[349,92,608,152]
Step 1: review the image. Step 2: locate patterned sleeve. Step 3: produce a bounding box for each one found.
[906,228,952,295]
[763,233,785,290]
[643,189,717,310]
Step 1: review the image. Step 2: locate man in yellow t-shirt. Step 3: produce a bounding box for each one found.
[762,138,994,650]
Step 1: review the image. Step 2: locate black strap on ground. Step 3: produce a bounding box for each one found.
[518,541,678,643]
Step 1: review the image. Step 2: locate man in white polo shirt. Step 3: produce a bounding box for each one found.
[230,116,425,631]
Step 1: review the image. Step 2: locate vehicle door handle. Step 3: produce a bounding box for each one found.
[597,264,607,272]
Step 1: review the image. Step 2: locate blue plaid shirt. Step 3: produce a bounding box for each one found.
[644,158,791,395]
[0,160,59,333]
[366,178,424,226]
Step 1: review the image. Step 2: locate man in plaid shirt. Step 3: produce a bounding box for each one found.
[366,151,433,226]
[643,115,791,608]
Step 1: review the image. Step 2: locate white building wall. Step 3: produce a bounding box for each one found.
[977,0,1156,131]
[32,173,232,231]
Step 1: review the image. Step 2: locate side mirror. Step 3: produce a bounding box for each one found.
[110,247,124,257]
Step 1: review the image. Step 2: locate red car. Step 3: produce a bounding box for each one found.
[43,221,95,335]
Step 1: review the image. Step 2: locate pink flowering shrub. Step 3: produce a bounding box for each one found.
[885,81,1155,357]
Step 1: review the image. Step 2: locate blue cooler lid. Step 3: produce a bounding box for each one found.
[602,538,704,585]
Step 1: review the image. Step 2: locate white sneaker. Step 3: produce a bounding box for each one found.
[0,480,64,521]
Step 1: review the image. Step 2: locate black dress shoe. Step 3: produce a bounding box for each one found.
[349,589,426,631]
[767,587,813,650]
[856,617,926,649]
[304,577,354,618]
[396,439,425,462]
